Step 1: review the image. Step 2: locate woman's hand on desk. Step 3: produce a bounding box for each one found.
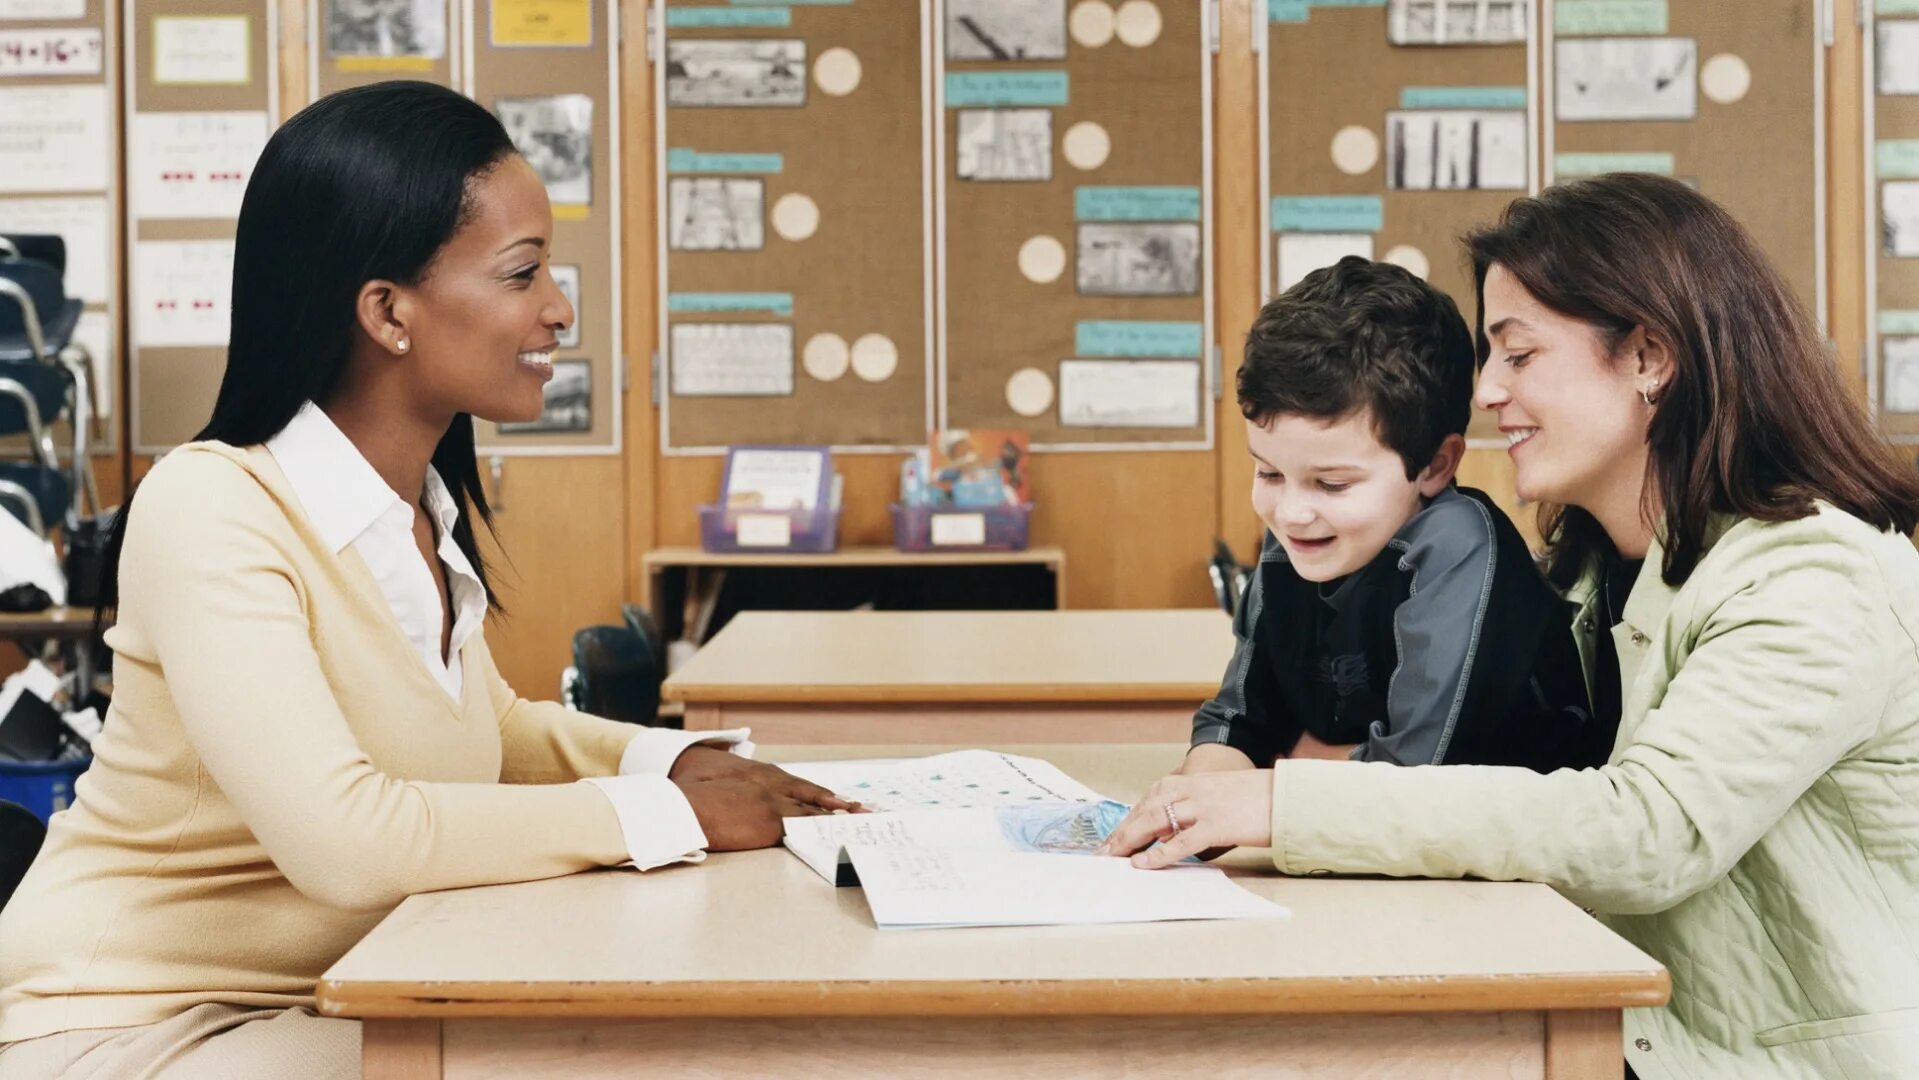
[669,745,863,812]
[678,779,834,851]
[1095,770,1274,869]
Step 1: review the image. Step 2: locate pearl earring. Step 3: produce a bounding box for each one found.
[1640,384,1659,407]
[397,338,409,354]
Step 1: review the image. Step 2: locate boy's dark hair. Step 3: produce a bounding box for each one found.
[1238,256,1475,479]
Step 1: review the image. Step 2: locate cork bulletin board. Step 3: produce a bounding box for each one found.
[0,0,120,453]
[1544,0,1825,327]
[1868,0,1919,440]
[657,0,934,453]
[1262,0,1536,445]
[308,0,461,98]
[939,0,1216,450]
[126,0,277,452]
[469,0,621,453]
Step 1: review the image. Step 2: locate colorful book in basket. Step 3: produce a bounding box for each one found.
[927,430,1029,507]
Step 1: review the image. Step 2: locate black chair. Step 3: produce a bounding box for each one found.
[0,257,99,529]
[569,621,665,727]
[0,799,47,911]
[1208,538,1252,616]
[0,233,68,276]
[0,462,71,537]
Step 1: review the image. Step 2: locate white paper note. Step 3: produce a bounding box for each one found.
[0,196,112,304]
[0,0,84,18]
[134,240,234,348]
[0,85,109,194]
[1275,232,1374,293]
[0,28,104,77]
[69,309,112,421]
[152,16,251,86]
[1554,37,1697,122]
[669,322,793,397]
[1058,359,1201,428]
[783,750,1106,812]
[132,112,269,221]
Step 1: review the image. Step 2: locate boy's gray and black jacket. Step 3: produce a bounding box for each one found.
[1192,486,1607,771]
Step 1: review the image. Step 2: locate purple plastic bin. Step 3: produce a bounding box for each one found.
[891,503,1033,552]
[697,503,839,554]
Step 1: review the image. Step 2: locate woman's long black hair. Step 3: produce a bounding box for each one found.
[98,81,519,615]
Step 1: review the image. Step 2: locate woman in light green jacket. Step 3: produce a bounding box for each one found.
[1104,174,1919,1080]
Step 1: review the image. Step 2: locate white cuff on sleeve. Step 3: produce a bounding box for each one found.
[617,725,755,776]
[581,774,711,871]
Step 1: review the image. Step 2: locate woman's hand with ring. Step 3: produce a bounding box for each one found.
[1096,770,1275,869]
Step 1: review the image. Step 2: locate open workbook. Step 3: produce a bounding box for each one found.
[780,750,1289,931]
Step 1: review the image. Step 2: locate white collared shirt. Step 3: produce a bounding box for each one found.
[267,403,752,869]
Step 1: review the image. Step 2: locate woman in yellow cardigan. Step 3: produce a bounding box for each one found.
[0,82,852,1077]
[1108,175,1919,1078]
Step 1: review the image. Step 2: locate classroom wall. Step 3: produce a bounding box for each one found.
[79,0,1872,698]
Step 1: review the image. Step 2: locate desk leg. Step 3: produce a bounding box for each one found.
[1546,1010,1621,1079]
[364,1018,442,1080]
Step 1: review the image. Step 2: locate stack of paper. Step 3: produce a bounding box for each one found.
[780,751,1289,931]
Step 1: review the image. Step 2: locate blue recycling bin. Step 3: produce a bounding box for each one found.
[0,757,89,823]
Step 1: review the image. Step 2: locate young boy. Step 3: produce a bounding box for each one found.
[1186,257,1605,774]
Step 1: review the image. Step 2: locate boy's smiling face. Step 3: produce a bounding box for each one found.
[1246,409,1452,583]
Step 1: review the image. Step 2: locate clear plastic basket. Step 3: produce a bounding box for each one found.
[697,503,840,554]
[890,503,1033,552]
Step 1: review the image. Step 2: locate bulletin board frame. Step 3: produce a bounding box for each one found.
[1258,0,1538,448]
[0,0,122,456]
[125,0,280,455]
[1541,0,1828,334]
[466,0,623,456]
[936,0,1218,454]
[306,0,462,99]
[1864,1,1919,442]
[654,0,938,456]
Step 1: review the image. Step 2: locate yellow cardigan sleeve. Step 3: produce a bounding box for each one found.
[1267,521,1890,915]
[120,451,631,913]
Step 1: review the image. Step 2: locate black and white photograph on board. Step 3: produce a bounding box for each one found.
[497,95,593,206]
[552,264,581,349]
[1387,0,1527,46]
[1879,20,1919,95]
[1386,109,1526,190]
[500,359,591,434]
[1554,37,1697,122]
[956,109,1052,181]
[946,0,1066,60]
[1076,223,1201,297]
[326,0,445,59]
[1884,182,1919,258]
[665,39,806,107]
[1885,337,1919,413]
[668,178,765,251]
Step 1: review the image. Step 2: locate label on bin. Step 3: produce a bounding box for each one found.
[930,513,987,547]
[737,513,792,548]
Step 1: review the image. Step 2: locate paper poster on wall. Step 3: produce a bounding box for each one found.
[134,240,235,348]
[1554,0,1667,36]
[946,0,1066,61]
[1554,37,1696,121]
[1276,232,1374,293]
[491,0,592,48]
[670,322,794,396]
[327,0,445,61]
[1886,338,1919,412]
[1885,182,1919,257]
[0,86,108,195]
[552,264,580,348]
[1879,21,1919,95]
[666,40,806,107]
[152,16,252,87]
[668,178,764,250]
[497,95,592,207]
[1387,0,1528,46]
[956,109,1051,181]
[0,0,83,18]
[131,112,269,221]
[499,359,589,433]
[1386,110,1526,190]
[69,309,111,421]
[0,28,104,77]
[0,196,110,304]
[1058,359,1200,428]
[1076,223,1200,296]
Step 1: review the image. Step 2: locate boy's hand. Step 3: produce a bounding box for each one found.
[1177,743,1257,774]
[1095,770,1275,868]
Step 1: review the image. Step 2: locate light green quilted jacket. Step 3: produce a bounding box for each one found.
[1268,505,1919,1079]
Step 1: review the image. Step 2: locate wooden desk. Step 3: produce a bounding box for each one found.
[662,609,1236,743]
[641,545,1068,645]
[321,745,1668,1080]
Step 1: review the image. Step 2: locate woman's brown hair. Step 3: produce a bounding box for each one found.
[1466,173,1919,588]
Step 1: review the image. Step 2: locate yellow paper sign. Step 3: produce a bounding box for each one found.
[491,0,593,48]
